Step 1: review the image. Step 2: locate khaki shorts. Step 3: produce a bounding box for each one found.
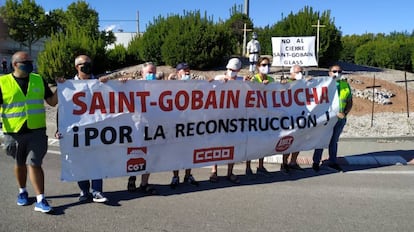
[3,129,48,166]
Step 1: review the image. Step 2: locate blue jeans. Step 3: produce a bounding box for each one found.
[313,118,347,164]
[78,179,103,194]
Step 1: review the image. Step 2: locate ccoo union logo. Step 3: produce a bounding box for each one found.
[275,136,294,152]
[193,146,234,164]
[126,147,147,172]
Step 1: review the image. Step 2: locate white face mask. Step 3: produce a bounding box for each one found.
[333,72,342,79]
[259,66,269,74]
[227,70,238,78]
[295,72,303,80]
[181,74,190,80]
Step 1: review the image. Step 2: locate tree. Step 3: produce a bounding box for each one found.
[37,25,106,82]
[0,0,51,55]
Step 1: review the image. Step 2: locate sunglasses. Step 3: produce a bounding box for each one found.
[260,63,270,67]
[331,70,342,73]
[17,60,33,65]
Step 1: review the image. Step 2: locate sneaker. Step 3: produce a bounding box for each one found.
[280,163,290,174]
[312,163,320,172]
[184,174,199,186]
[34,199,53,213]
[79,191,91,202]
[256,167,271,177]
[93,192,108,203]
[17,192,29,206]
[289,163,305,172]
[170,176,179,189]
[328,163,343,172]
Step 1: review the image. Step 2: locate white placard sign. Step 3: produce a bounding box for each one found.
[272,36,318,67]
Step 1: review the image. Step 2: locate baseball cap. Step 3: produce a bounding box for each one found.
[226,58,242,70]
[176,63,189,71]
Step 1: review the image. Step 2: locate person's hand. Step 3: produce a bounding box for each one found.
[263,79,270,85]
[117,77,132,83]
[244,75,252,81]
[55,131,63,139]
[98,76,109,83]
[337,112,346,119]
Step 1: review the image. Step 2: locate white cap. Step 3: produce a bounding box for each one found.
[226,58,242,70]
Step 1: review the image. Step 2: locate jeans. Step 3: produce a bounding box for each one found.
[313,118,347,164]
[78,179,103,194]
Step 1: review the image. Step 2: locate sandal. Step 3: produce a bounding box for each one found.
[139,184,158,195]
[227,174,240,184]
[127,176,137,192]
[209,172,219,183]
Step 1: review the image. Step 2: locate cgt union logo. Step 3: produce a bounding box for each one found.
[126,147,147,172]
[275,136,294,152]
[193,146,234,164]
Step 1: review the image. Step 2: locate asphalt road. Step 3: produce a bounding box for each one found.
[0,139,413,232]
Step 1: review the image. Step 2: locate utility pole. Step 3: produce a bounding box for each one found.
[312,19,325,68]
[244,0,249,15]
[136,11,140,35]
[242,0,251,56]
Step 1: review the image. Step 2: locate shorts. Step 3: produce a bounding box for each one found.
[3,129,48,166]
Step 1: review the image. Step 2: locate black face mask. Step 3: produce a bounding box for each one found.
[80,62,92,75]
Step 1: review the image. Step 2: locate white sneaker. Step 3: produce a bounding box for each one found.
[92,192,108,203]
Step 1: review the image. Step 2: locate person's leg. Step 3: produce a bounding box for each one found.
[28,165,44,195]
[141,173,150,186]
[227,163,234,177]
[91,179,107,202]
[258,158,264,169]
[77,180,90,193]
[289,152,300,164]
[170,170,180,188]
[15,165,27,189]
[209,165,219,182]
[184,169,191,177]
[328,119,347,163]
[173,170,179,177]
[313,149,324,164]
[246,160,251,171]
[91,179,103,193]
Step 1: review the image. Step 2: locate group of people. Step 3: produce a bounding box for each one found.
[0,50,352,214]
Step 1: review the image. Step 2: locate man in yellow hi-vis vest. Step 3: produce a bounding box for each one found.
[312,64,353,172]
[0,51,59,213]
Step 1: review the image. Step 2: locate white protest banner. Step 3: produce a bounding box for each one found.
[58,78,338,181]
[271,36,318,67]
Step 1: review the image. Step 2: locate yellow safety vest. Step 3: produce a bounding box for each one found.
[251,74,275,83]
[0,73,46,132]
[337,80,352,113]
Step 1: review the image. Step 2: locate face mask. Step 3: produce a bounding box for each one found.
[333,72,342,79]
[181,74,190,80]
[227,70,237,78]
[145,73,156,80]
[295,72,303,80]
[259,66,269,74]
[80,63,92,75]
[18,62,33,74]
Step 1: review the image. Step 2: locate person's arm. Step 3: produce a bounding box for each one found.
[45,77,65,106]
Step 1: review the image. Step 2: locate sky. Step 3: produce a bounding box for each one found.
[1,0,413,36]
